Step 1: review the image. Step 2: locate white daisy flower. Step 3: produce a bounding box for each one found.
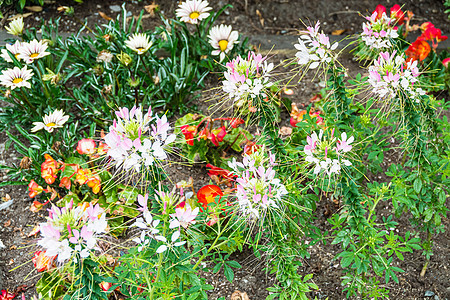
[5,16,23,36]
[175,0,212,25]
[0,66,33,90]
[208,24,239,61]
[125,33,152,55]
[1,40,23,62]
[31,109,70,133]
[18,40,50,64]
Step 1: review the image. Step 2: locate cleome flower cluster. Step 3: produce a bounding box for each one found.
[222,51,274,108]
[368,50,424,100]
[104,106,176,172]
[360,7,400,50]
[228,148,288,219]
[304,129,354,177]
[133,193,188,253]
[37,200,108,265]
[294,21,338,69]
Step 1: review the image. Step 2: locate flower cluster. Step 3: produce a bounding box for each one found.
[360,7,400,50]
[368,51,424,100]
[304,129,354,176]
[222,51,274,108]
[104,106,175,172]
[180,117,244,147]
[228,148,287,219]
[294,21,338,69]
[0,38,50,90]
[37,201,108,264]
[290,103,324,127]
[133,194,187,253]
[405,22,447,62]
[76,138,109,158]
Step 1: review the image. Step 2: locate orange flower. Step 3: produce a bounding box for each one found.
[87,174,101,194]
[75,168,91,185]
[59,176,71,189]
[243,141,261,155]
[197,185,223,210]
[41,154,59,184]
[32,250,56,272]
[405,39,431,61]
[28,180,43,198]
[97,141,110,155]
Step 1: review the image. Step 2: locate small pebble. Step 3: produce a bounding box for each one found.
[109,5,121,12]
[425,291,435,297]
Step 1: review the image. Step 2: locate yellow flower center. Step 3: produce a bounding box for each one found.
[30,53,39,58]
[219,40,229,52]
[12,78,23,84]
[137,47,145,52]
[189,11,200,19]
[46,122,56,127]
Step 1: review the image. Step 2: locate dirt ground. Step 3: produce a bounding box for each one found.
[0,0,449,299]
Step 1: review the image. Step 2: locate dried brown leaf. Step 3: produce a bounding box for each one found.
[144,2,159,17]
[4,219,11,227]
[332,29,346,35]
[7,13,33,21]
[25,6,43,12]
[255,9,264,27]
[231,291,250,300]
[98,11,112,21]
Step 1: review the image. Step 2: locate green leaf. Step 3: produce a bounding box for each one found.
[226,260,241,269]
[413,178,422,194]
[223,263,234,283]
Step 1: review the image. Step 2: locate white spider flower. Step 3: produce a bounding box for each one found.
[31,109,70,133]
[125,33,152,55]
[18,40,50,64]
[0,66,33,90]
[208,24,239,62]
[175,0,212,25]
[5,17,23,36]
[1,40,23,62]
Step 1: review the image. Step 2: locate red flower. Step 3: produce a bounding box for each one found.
[229,118,245,128]
[76,138,96,155]
[197,185,223,210]
[32,250,56,272]
[210,126,227,146]
[243,141,261,155]
[99,281,113,292]
[390,4,405,25]
[28,180,44,198]
[373,4,386,20]
[420,23,448,49]
[443,58,450,68]
[405,39,431,61]
[0,290,15,300]
[206,164,237,186]
[180,125,197,146]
